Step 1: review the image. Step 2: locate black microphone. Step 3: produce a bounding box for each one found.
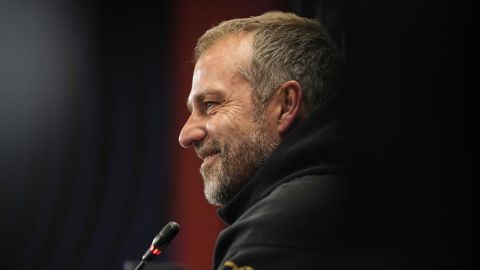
[134,221,180,270]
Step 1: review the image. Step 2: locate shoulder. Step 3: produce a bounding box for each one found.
[221,174,350,250]
[264,174,349,214]
[214,175,351,269]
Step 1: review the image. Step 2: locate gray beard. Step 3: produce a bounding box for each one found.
[199,128,278,206]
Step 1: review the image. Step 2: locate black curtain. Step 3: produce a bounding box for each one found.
[1,1,174,269]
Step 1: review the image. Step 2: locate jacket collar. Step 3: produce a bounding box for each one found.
[218,90,349,225]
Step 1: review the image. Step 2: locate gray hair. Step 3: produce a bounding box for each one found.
[195,11,344,114]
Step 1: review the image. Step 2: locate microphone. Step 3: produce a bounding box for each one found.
[134,221,180,270]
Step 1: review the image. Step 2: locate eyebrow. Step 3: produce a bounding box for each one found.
[186,89,223,112]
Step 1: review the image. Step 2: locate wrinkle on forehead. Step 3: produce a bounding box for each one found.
[197,32,254,79]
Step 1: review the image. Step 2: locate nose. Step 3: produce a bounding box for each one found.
[178,114,207,148]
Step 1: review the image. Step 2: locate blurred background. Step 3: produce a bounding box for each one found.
[0,0,470,269]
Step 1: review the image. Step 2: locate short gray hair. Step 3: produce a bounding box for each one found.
[195,11,344,114]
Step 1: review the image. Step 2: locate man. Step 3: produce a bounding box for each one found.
[179,11,349,269]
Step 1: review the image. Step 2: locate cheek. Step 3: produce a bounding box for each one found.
[205,116,236,138]
[205,114,253,138]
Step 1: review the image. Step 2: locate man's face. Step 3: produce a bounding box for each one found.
[178,34,280,206]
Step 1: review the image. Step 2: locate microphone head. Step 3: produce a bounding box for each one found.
[152,221,180,250]
[143,221,181,262]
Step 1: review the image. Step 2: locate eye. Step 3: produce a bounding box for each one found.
[204,101,218,114]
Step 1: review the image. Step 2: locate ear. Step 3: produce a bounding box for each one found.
[276,80,304,135]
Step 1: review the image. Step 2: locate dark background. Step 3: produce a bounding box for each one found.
[0,0,470,269]
[345,1,472,269]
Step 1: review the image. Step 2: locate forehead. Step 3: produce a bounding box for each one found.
[187,33,254,108]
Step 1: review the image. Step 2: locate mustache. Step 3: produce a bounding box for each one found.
[194,140,222,159]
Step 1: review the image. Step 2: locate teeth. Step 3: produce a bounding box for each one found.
[204,153,216,160]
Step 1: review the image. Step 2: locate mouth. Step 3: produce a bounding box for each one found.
[195,142,221,166]
[198,151,220,165]
[203,153,217,160]
[201,152,219,167]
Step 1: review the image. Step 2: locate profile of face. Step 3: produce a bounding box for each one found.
[178,33,280,206]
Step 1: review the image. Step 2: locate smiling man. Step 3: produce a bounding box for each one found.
[181,31,281,206]
[179,11,349,270]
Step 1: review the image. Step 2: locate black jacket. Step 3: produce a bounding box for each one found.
[214,91,351,270]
